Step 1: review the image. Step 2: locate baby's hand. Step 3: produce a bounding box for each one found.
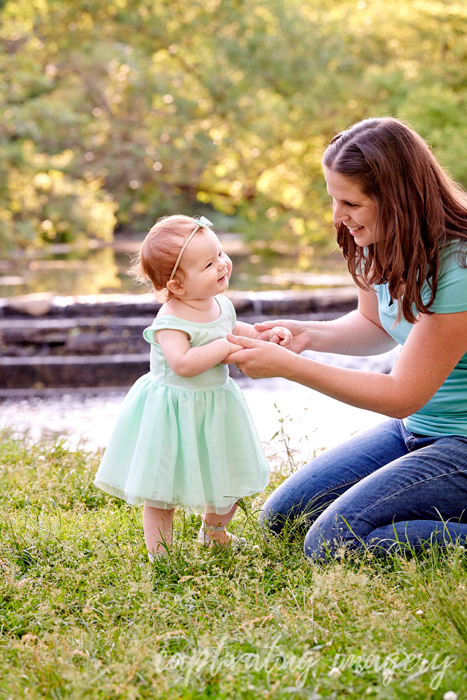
[227,341,243,355]
[227,339,245,355]
[261,326,293,348]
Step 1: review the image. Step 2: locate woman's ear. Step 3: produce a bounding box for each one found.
[166,277,185,297]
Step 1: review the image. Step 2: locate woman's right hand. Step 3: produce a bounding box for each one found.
[254,320,312,355]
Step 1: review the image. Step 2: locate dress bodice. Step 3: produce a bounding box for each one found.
[143,295,236,391]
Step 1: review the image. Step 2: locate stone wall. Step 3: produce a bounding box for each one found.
[0,289,357,390]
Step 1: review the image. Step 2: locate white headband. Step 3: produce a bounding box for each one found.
[169,216,213,281]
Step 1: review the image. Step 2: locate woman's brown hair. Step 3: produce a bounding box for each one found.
[322,117,467,323]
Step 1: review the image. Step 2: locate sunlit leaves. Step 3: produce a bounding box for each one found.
[2,0,467,253]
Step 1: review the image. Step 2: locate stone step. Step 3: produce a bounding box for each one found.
[0,354,148,390]
[0,310,349,358]
[0,289,358,389]
[0,354,245,390]
[0,316,155,357]
[0,287,357,319]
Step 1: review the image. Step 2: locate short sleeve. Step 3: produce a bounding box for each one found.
[422,247,467,314]
[143,317,192,345]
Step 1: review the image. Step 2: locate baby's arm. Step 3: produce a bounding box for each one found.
[157,329,243,378]
[233,321,262,340]
[233,321,293,348]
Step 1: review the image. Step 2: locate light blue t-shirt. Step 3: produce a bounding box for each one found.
[374,244,467,436]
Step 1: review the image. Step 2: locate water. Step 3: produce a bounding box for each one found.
[0,235,394,461]
[0,348,398,463]
[0,237,349,298]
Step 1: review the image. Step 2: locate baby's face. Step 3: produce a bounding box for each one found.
[177,228,232,300]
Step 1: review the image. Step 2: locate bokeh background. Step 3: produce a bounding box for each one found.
[2,0,467,297]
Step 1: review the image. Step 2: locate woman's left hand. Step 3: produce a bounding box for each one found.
[223,334,291,379]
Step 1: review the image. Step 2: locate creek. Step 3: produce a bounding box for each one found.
[0,235,349,297]
[0,348,398,463]
[0,235,397,460]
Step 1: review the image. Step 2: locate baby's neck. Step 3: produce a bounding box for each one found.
[165,296,220,322]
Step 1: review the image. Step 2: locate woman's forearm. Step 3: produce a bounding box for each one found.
[229,308,467,420]
[257,285,396,356]
[283,353,409,417]
[306,310,397,356]
[256,310,397,357]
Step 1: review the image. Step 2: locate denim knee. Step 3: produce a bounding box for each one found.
[258,503,282,536]
[259,502,307,539]
[303,512,358,561]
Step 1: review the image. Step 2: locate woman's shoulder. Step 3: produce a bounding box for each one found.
[436,241,467,284]
[426,241,467,313]
[440,240,467,267]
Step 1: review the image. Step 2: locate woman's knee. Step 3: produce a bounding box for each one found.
[258,501,284,536]
[303,509,363,561]
[303,515,334,561]
[259,484,318,538]
[259,489,300,536]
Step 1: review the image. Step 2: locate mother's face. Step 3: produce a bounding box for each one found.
[325,168,380,246]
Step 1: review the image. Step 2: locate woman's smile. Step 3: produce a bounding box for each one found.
[325,168,379,246]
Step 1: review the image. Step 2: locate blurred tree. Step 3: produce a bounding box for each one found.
[1,0,467,255]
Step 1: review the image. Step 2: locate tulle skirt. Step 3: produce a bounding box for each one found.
[94,373,270,514]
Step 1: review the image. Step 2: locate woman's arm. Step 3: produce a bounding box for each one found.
[255,284,397,356]
[226,308,467,419]
[157,329,242,378]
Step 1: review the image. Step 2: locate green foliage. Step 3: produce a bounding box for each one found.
[2,0,467,254]
[1,432,467,698]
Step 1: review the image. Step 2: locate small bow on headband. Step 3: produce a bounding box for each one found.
[194,215,213,229]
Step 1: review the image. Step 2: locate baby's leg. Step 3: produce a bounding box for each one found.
[143,503,175,556]
[205,503,238,528]
[202,504,240,546]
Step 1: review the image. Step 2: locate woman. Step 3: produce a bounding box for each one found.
[226,117,467,559]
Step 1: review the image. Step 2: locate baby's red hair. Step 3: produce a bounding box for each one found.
[129,215,200,300]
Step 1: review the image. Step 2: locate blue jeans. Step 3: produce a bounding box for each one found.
[260,419,467,560]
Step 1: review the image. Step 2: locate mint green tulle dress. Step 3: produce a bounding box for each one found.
[94,295,270,514]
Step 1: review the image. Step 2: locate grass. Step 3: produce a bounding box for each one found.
[0,431,466,699]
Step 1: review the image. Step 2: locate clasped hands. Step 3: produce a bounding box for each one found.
[224,323,294,379]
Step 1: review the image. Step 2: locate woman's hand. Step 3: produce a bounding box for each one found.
[254,320,312,354]
[226,338,245,355]
[223,334,292,379]
[262,326,293,348]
